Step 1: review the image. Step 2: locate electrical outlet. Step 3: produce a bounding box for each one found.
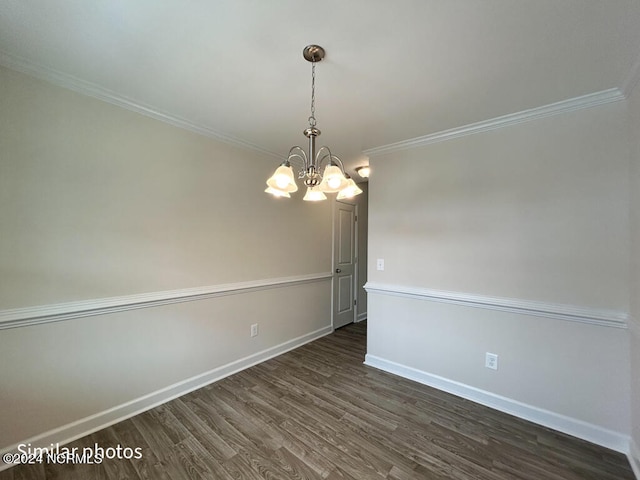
[376,258,385,271]
[485,352,498,370]
[251,323,259,337]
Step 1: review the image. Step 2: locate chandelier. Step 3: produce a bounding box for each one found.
[265,45,363,201]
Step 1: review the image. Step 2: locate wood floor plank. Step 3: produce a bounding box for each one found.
[1,321,634,479]
[174,437,233,480]
[9,462,46,480]
[165,399,236,463]
[125,447,172,480]
[279,417,388,479]
[270,446,326,480]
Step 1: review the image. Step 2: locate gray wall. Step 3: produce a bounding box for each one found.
[366,98,632,450]
[0,66,333,450]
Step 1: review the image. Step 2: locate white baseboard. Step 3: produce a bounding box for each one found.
[630,436,640,479]
[364,354,630,454]
[356,312,367,322]
[0,325,333,472]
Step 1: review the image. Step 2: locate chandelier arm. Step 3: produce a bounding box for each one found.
[316,153,331,169]
[315,146,334,168]
[288,153,307,163]
[328,154,347,174]
[316,148,347,175]
[288,146,309,170]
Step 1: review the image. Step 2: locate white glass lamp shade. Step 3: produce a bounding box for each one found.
[337,178,363,199]
[266,165,298,193]
[356,166,370,178]
[303,186,327,202]
[318,165,349,193]
[264,186,291,198]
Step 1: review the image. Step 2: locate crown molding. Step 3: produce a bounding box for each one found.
[363,88,625,157]
[2,50,633,162]
[0,50,280,159]
[364,282,628,329]
[0,273,332,330]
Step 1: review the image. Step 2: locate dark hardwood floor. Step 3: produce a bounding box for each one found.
[1,321,634,479]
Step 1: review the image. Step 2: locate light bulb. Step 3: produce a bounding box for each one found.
[266,165,298,193]
[275,175,290,189]
[319,165,347,193]
[328,177,342,189]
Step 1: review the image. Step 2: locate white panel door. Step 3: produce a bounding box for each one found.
[333,202,356,329]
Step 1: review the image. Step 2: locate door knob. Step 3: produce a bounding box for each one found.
[335,268,341,273]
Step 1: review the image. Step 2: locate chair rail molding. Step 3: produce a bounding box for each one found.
[0,273,332,330]
[364,282,628,329]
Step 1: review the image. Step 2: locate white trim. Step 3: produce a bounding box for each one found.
[363,89,625,156]
[630,316,640,335]
[0,50,280,159]
[356,312,367,322]
[629,436,640,480]
[364,282,628,329]
[0,273,332,330]
[622,52,640,99]
[2,50,630,162]
[364,354,630,454]
[0,325,333,472]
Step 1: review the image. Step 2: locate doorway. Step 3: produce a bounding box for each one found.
[332,201,357,329]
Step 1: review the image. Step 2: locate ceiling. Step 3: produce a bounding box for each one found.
[1,1,640,176]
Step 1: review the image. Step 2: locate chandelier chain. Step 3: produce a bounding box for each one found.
[309,61,317,127]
